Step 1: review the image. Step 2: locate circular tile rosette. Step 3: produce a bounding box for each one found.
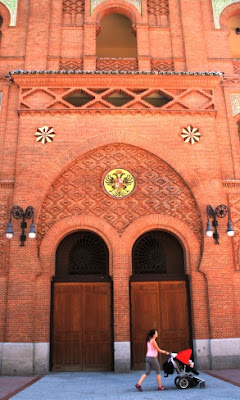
[103,168,135,198]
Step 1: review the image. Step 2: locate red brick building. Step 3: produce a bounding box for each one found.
[0,0,239,375]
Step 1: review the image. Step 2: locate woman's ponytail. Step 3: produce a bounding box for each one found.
[146,329,156,342]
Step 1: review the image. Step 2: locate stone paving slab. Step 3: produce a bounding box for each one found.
[7,371,240,400]
[205,369,240,387]
[0,376,41,400]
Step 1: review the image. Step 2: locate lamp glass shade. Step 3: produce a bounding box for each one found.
[206,220,213,237]
[226,221,234,237]
[5,222,14,239]
[6,232,13,239]
[28,222,36,239]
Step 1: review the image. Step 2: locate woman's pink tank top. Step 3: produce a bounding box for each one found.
[146,340,158,357]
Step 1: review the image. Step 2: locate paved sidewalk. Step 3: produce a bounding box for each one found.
[1,370,238,400]
[0,376,41,400]
[205,369,240,387]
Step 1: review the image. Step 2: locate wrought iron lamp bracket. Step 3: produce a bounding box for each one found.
[8,206,35,246]
[206,204,233,244]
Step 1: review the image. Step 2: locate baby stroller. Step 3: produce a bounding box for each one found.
[163,348,206,389]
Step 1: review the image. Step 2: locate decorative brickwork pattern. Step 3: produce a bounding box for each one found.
[0,195,8,272]
[37,144,202,247]
[59,59,83,71]
[212,0,240,29]
[228,194,240,271]
[19,86,215,112]
[147,0,169,15]
[62,0,85,14]
[151,59,174,72]
[62,0,84,25]
[96,58,138,72]
[233,60,240,75]
[0,0,18,26]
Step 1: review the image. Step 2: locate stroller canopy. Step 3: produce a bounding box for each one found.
[175,348,192,365]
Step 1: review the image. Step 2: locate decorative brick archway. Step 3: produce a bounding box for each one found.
[37,143,202,247]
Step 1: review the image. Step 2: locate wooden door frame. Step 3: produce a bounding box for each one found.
[129,275,193,369]
[50,278,114,372]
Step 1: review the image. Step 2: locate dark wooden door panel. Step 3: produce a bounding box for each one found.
[131,281,191,369]
[52,283,83,371]
[159,282,190,354]
[131,282,160,369]
[83,283,112,371]
[52,282,112,371]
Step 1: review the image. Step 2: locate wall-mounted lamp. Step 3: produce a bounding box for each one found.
[206,205,234,244]
[5,206,36,246]
[236,27,240,35]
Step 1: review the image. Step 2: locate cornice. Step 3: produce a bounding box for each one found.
[17,108,217,117]
[223,180,240,188]
[9,70,223,88]
[0,181,14,189]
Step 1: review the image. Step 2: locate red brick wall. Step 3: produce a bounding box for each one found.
[0,0,239,350]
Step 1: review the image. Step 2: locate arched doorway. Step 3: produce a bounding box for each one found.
[96,13,137,57]
[130,230,192,369]
[51,231,113,371]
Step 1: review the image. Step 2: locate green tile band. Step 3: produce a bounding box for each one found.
[212,0,240,29]
[0,0,18,26]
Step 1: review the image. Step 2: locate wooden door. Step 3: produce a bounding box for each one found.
[131,281,191,369]
[52,282,112,371]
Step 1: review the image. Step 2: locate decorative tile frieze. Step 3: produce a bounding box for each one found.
[212,0,240,29]
[0,0,18,26]
[231,93,240,116]
[91,0,142,14]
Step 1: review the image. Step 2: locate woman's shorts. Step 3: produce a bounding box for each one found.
[145,356,161,375]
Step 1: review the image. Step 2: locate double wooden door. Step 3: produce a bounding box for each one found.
[51,282,112,371]
[131,281,191,369]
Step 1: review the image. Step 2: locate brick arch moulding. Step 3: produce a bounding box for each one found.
[37,143,203,251]
[91,0,142,15]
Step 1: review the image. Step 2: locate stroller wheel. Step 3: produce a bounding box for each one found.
[178,377,189,389]
[174,376,180,387]
[199,381,206,389]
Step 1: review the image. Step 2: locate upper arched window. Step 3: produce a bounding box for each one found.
[96,13,137,57]
[226,13,240,58]
[55,231,109,279]
[132,230,185,277]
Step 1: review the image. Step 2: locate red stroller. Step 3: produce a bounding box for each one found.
[163,348,206,389]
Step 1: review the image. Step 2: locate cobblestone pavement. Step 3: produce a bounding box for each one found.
[7,370,240,400]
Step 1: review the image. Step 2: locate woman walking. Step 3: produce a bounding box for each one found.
[135,329,170,391]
